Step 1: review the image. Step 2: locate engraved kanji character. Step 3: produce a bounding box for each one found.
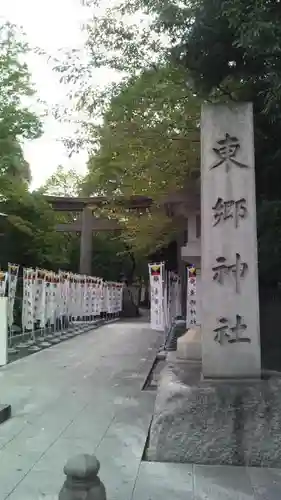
[210,133,249,173]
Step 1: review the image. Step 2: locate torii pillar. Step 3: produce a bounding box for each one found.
[80,207,93,275]
[56,207,120,276]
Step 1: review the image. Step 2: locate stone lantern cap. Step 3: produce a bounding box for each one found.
[64,454,100,479]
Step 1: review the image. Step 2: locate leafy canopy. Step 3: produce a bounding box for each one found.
[0,21,67,270]
[0,18,147,280]
[74,0,281,281]
[83,64,200,198]
[81,64,200,252]
[39,165,83,197]
[56,6,201,253]
[0,22,42,186]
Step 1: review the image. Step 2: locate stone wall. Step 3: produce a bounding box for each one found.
[146,360,281,467]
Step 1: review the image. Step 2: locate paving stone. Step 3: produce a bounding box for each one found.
[19,414,74,439]
[133,462,193,500]
[62,412,114,439]
[194,464,255,500]
[5,469,63,500]
[0,448,43,498]
[33,437,100,472]
[3,431,57,455]
[0,468,27,499]
[248,467,281,500]
[97,428,145,461]
[98,401,155,460]
[0,320,182,500]
[97,452,140,500]
[0,416,27,443]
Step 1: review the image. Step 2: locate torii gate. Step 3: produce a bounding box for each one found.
[45,187,200,276]
[45,195,153,275]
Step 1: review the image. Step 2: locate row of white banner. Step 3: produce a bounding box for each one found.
[148,262,200,331]
[0,264,124,331]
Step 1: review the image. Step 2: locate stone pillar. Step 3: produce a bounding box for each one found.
[201,103,261,378]
[177,230,186,316]
[186,214,201,326]
[0,297,7,366]
[59,454,106,500]
[187,214,197,242]
[0,296,11,425]
[79,208,93,275]
[195,268,201,326]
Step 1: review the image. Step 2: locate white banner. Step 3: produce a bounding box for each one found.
[96,279,103,315]
[36,269,47,328]
[8,263,19,329]
[19,266,124,329]
[140,284,146,303]
[0,271,7,297]
[186,266,197,328]
[167,272,182,326]
[101,282,107,313]
[22,268,35,332]
[148,262,165,331]
[117,283,123,313]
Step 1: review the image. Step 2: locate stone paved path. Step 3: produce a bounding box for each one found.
[0,319,280,500]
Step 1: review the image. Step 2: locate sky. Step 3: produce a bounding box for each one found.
[0,0,109,189]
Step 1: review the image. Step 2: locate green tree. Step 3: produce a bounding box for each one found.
[0,22,42,189]
[145,0,281,202]
[38,163,146,280]
[54,0,166,155]
[0,21,69,270]
[80,64,200,252]
[39,165,83,197]
[0,19,144,279]
[66,230,146,282]
[55,2,202,254]
[143,0,281,284]
[76,0,281,283]
[0,186,69,269]
[36,165,84,272]
[83,65,200,198]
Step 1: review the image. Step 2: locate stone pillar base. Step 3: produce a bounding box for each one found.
[146,360,281,467]
[176,327,201,361]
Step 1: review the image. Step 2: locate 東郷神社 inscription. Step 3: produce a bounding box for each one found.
[210,133,249,173]
[211,135,248,340]
[213,314,250,345]
[212,197,247,227]
[212,253,248,293]
[201,103,261,378]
